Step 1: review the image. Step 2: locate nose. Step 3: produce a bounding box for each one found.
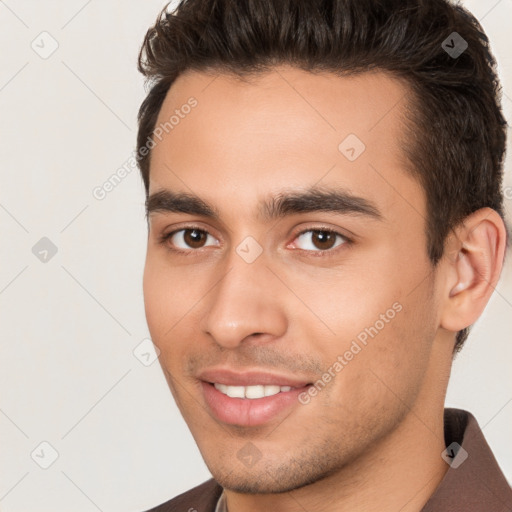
[200,250,288,350]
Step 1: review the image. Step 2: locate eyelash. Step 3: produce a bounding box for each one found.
[157,225,353,257]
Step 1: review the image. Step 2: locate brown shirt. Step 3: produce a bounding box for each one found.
[144,408,512,511]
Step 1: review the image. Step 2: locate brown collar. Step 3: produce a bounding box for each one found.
[420,408,512,511]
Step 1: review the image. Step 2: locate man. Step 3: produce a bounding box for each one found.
[136,0,512,510]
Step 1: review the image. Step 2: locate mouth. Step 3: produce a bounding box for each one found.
[197,369,313,427]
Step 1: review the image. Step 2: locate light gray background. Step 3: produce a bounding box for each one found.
[0,1,511,511]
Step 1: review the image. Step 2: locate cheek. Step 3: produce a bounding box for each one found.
[341,286,436,412]
[142,260,168,336]
[142,254,213,366]
[283,261,401,348]
[142,255,187,344]
[289,254,436,401]
[143,252,192,313]
[283,240,413,329]
[316,245,433,352]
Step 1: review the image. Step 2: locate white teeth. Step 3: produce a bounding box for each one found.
[213,383,294,399]
[245,385,265,399]
[226,385,245,398]
[263,385,281,397]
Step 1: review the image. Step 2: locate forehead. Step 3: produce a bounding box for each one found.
[148,66,421,222]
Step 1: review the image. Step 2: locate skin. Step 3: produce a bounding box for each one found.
[142,66,507,512]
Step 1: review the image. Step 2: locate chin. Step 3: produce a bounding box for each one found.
[207,457,343,495]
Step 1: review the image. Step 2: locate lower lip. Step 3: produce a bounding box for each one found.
[201,382,310,427]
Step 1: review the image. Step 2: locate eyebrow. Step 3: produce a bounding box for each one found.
[145,186,383,223]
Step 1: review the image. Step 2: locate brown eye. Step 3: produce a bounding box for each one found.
[311,231,337,250]
[293,229,347,252]
[183,229,208,248]
[165,228,219,250]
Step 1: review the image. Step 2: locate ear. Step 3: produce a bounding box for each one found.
[439,207,507,335]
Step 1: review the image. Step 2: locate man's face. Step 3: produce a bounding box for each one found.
[143,66,444,492]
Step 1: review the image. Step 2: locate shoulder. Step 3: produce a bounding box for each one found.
[143,478,223,512]
[421,408,512,511]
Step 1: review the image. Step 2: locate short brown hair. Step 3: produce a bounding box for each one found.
[136,0,509,352]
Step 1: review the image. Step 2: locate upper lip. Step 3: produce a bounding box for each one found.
[198,368,311,387]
